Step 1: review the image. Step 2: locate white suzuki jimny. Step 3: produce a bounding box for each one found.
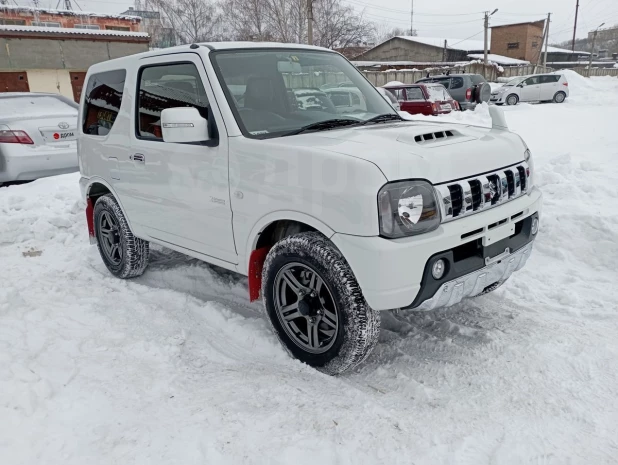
[78,43,542,374]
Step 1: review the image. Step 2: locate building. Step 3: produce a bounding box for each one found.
[120,6,176,49]
[354,36,486,62]
[0,4,141,31]
[0,26,149,100]
[588,25,618,43]
[491,21,589,63]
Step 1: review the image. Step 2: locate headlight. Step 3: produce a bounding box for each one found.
[378,180,441,238]
[524,148,534,188]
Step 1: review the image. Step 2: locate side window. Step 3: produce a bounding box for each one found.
[450,77,464,89]
[404,87,425,101]
[82,69,126,136]
[137,62,209,140]
[351,92,360,106]
[435,78,451,89]
[390,88,405,101]
[540,75,560,84]
[523,76,539,86]
[329,91,351,107]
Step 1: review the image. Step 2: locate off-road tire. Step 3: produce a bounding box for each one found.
[506,94,519,106]
[553,91,566,103]
[262,232,380,375]
[94,194,149,279]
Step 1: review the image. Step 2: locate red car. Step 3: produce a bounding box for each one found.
[381,82,460,116]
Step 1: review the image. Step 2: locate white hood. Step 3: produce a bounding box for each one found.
[282,120,527,183]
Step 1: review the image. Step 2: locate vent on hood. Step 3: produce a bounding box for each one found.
[414,130,457,143]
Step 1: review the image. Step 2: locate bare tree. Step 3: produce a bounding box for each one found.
[373,25,411,45]
[152,0,223,44]
[312,0,374,49]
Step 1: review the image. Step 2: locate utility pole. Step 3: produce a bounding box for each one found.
[588,23,605,70]
[484,9,498,66]
[571,0,579,52]
[410,0,413,36]
[442,39,447,62]
[543,13,551,67]
[64,0,73,10]
[534,15,549,73]
[307,0,313,45]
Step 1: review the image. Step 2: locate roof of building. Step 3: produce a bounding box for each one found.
[545,45,590,55]
[395,36,486,52]
[0,25,149,38]
[467,53,530,65]
[491,20,545,29]
[0,4,141,21]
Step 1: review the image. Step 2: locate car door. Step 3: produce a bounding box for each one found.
[403,86,429,115]
[539,75,559,100]
[519,76,541,102]
[123,53,237,265]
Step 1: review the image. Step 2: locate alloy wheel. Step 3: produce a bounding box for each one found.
[273,262,339,354]
[98,211,123,265]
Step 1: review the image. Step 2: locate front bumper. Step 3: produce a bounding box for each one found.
[490,93,506,103]
[0,143,78,183]
[331,187,542,311]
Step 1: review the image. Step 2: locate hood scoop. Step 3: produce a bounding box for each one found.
[398,128,475,147]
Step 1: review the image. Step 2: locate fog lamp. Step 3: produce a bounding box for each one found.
[531,216,539,235]
[432,259,446,280]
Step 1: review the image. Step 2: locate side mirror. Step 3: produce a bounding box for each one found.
[161,107,209,143]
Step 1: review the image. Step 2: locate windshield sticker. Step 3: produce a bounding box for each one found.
[250,130,270,135]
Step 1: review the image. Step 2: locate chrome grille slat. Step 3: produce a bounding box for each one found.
[436,162,530,223]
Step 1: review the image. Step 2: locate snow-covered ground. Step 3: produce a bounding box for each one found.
[2,71,618,464]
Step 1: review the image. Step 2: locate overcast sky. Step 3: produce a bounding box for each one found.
[13,0,618,45]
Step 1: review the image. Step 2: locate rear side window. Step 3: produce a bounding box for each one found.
[405,87,425,101]
[434,78,451,89]
[469,75,486,85]
[450,77,464,89]
[539,75,560,84]
[137,62,209,140]
[82,69,126,136]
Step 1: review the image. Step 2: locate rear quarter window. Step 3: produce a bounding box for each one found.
[450,77,464,89]
[82,69,126,136]
[469,75,486,85]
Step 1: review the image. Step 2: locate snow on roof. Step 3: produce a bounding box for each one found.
[0,4,141,21]
[0,25,149,38]
[467,54,530,65]
[397,36,486,52]
[545,45,590,55]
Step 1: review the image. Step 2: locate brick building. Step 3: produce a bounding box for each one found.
[0,4,141,31]
[490,20,546,62]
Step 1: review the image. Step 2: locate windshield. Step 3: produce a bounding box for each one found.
[210,49,396,139]
[505,76,526,86]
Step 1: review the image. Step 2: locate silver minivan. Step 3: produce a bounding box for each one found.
[491,74,569,105]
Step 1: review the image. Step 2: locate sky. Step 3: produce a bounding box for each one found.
[10,0,618,45]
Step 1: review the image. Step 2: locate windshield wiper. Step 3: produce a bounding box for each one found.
[361,113,404,125]
[284,118,361,136]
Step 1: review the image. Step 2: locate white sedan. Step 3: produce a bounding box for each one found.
[0,93,79,186]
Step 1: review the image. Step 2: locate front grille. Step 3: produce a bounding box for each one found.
[434,161,531,223]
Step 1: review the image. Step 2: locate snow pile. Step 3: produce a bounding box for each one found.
[2,76,618,464]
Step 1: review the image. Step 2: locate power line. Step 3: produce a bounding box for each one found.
[343,0,483,16]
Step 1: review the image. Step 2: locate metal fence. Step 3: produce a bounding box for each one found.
[570,67,618,77]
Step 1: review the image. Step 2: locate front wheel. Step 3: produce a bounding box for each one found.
[262,232,380,375]
[553,91,566,103]
[506,94,519,106]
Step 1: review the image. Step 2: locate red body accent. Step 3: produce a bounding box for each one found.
[383,84,459,116]
[86,198,95,239]
[248,246,271,302]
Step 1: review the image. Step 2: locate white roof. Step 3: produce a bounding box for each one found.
[0,4,141,21]
[545,45,590,55]
[467,54,530,65]
[397,36,486,52]
[203,41,331,51]
[0,25,149,38]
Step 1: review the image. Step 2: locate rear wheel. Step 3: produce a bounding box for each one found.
[506,94,519,106]
[262,232,380,375]
[553,91,566,103]
[94,194,149,279]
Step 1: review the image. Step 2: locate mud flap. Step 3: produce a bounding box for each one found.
[248,246,270,302]
[86,198,96,244]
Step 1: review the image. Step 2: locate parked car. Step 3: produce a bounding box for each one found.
[289,88,338,113]
[416,73,491,110]
[382,83,459,115]
[319,81,355,90]
[0,93,78,186]
[376,86,400,111]
[491,74,569,105]
[322,87,367,113]
[78,43,541,375]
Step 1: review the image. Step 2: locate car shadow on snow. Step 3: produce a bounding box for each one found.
[134,245,520,370]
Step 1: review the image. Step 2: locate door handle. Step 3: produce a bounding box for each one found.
[131,153,145,163]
